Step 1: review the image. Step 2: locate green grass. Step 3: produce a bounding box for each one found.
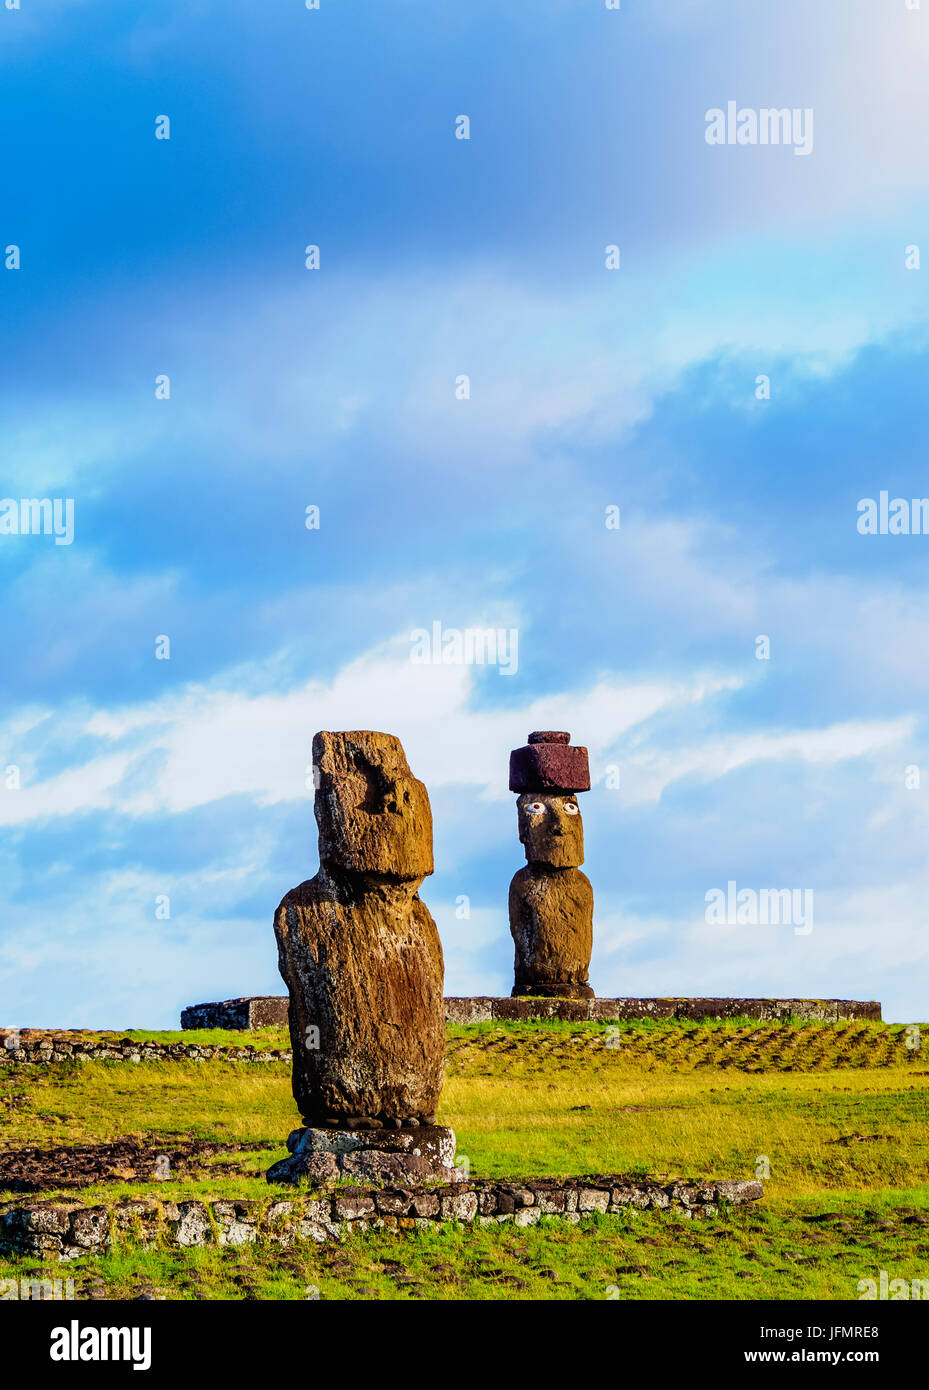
[1,1018,927,1299]
[10,1026,292,1049]
[446,1014,817,1038]
[2,1023,927,1198]
[4,1194,928,1301]
[446,1018,926,1072]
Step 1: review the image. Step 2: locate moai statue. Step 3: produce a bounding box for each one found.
[268,730,462,1185]
[508,731,594,999]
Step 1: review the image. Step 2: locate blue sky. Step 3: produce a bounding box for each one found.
[2,0,929,1026]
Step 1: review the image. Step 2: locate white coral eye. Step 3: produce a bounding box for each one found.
[564,802,579,815]
[526,802,545,814]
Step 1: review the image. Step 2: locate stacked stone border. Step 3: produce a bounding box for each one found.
[0,1034,291,1066]
[0,1176,764,1260]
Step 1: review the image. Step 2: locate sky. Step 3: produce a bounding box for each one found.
[1,0,928,1026]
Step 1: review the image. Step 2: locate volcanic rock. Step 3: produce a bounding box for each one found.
[507,737,595,998]
[274,730,445,1126]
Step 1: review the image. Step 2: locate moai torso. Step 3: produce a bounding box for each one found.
[507,732,595,999]
[274,730,445,1126]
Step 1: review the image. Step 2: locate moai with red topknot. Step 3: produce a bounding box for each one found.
[508,731,594,999]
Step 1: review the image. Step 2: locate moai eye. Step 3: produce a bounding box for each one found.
[526,802,545,814]
[564,802,579,815]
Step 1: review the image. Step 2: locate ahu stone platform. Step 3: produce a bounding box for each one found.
[178,995,881,1029]
[446,997,882,1024]
[180,996,290,1030]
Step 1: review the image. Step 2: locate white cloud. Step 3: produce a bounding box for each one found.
[2,634,926,1025]
[0,637,733,823]
[616,718,915,806]
[0,632,913,828]
[591,874,929,1023]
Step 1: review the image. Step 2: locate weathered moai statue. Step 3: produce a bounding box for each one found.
[268,730,461,1185]
[508,731,594,999]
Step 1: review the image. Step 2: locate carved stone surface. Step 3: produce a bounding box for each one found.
[510,861,594,998]
[273,730,445,1126]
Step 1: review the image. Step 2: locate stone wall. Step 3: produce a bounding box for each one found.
[0,1032,290,1067]
[445,997,882,1024]
[0,1177,764,1260]
[177,994,881,1029]
[180,997,290,1030]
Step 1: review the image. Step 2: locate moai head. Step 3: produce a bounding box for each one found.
[517,792,584,867]
[509,731,590,868]
[312,730,434,882]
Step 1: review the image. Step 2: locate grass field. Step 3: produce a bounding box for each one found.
[1,1018,927,1299]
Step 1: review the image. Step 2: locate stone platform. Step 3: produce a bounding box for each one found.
[179,994,882,1029]
[446,996,882,1024]
[267,1124,464,1186]
[180,996,289,1030]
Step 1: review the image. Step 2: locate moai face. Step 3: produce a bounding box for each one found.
[517,792,584,868]
[313,730,434,881]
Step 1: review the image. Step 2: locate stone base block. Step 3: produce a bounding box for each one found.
[267,1125,465,1186]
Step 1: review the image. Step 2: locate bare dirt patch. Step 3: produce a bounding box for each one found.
[0,1137,277,1194]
